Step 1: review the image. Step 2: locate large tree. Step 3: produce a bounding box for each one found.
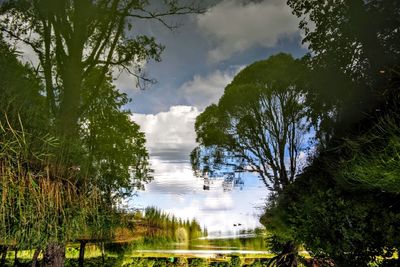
[80,69,151,204]
[0,1,203,265]
[0,0,203,136]
[288,0,400,134]
[192,54,314,266]
[192,54,312,194]
[258,1,400,265]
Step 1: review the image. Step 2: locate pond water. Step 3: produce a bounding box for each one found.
[129,156,268,236]
[133,249,270,257]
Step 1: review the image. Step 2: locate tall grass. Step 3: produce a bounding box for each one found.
[338,114,400,193]
[0,115,103,249]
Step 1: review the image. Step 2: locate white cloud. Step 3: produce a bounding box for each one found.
[197,0,300,63]
[132,106,200,160]
[131,67,243,160]
[180,67,243,110]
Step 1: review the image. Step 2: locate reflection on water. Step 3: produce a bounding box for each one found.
[130,157,268,236]
[133,249,270,256]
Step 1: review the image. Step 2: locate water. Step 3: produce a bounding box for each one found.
[133,249,270,257]
[130,157,268,236]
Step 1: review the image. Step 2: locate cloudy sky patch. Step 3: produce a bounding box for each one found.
[197,0,301,63]
[132,106,200,160]
[181,66,242,110]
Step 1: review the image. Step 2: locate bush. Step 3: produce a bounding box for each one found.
[230,255,242,267]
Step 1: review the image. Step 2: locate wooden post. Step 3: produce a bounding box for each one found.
[78,241,87,267]
[13,247,19,267]
[31,248,41,267]
[101,242,105,264]
[43,243,65,267]
[0,246,8,267]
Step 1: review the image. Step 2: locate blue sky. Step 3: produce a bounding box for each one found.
[124,0,308,161]
[117,0,308,114]
[125,0,309,232]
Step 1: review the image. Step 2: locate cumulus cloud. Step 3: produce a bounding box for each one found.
[180,67,243,110]
[197,0,300,63]
[132,106,200,160]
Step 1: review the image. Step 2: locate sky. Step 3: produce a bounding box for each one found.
[124,0,307,161]
[124,0,308,233]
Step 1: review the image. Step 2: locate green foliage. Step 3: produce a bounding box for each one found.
[288,0,400,136]
[123,257,176,267]
[263,125,400,266]
[338,115,400,193]
[139,207,204,243]
[0,37,150,250]
[288,0,400,79]
[0,0,202,135]
[0,118,103,249]
[65,257,125,267]
[189,258,208,267]
[80,70,151,200]
[193,53,313,192]
[260,1,400,266]
[210,262,229,267]
[229,255,242,267]
[0,39,47,132]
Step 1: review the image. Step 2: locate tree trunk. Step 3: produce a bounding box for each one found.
[58,63,82,137]
[31,248,41,267]
[0,246,8,267]
[78,241,87,267]
[101,242,105,264]
[13,247,19,267]
[43,243,65,267]
[270,241,298,267]
[277,241,298,267]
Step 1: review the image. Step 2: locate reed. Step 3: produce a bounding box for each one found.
[0,115,104,250]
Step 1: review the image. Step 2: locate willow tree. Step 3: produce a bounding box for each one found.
[0,0,203,136]
[192,54,312,193]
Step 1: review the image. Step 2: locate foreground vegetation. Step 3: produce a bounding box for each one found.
[0,0,203,266]
[193,1,400,266]
[0,255,273,267]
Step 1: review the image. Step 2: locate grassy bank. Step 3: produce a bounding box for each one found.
[1,254,274,267]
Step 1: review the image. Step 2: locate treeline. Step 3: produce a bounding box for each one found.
[135,207,205,243]
[192,1,400,266]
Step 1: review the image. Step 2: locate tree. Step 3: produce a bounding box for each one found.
[192,54,312,193]
[80,69,152,204]
[0,1,204,265]
[0,0,203,136]
[263,136,400,266]
[0,38,47,131]
[288,0,400,133]
[259,2,400,265]
[192,54,313,267]
[288,0,400,77]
